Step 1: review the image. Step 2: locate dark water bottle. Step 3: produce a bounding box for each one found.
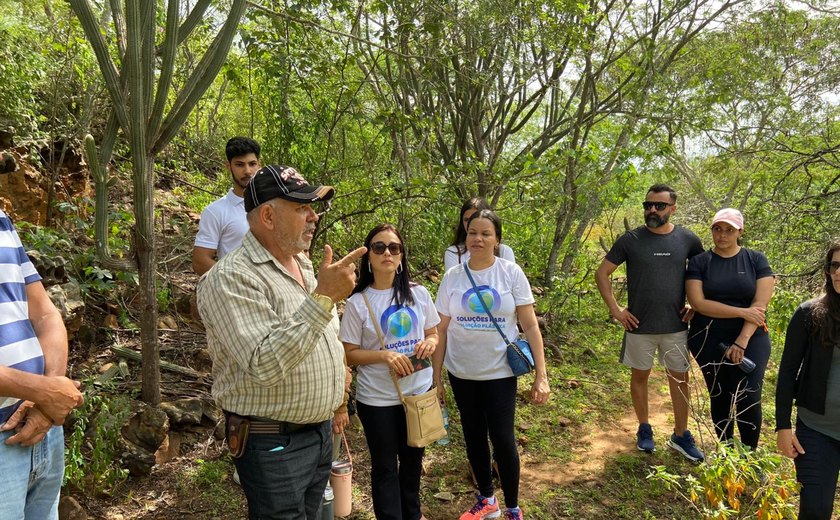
[718,342,756,373]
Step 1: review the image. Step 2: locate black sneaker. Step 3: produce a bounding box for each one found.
[636,423,655,453]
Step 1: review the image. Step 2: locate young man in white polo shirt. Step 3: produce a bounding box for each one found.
[192,137,261,275]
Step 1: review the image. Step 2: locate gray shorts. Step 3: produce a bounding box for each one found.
[620,331,690,372]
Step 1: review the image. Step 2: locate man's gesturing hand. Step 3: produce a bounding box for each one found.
[313,245,368,303]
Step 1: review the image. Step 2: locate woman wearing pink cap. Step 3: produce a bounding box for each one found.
[685,208,775,449]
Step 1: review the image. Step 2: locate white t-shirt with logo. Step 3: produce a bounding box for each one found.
[435,258,534,381]
[443,243,515,272]
[194,189,248,259]
[340,285,441,407]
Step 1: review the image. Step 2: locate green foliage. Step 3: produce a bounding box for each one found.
[64,383,132,495]
[649,441,799,520]
[175,458,241,515]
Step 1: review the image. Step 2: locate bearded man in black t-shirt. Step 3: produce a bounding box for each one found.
[595,184,706,462]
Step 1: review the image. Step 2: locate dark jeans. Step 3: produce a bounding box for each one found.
[357,401,425,520]
[449,373,519,508]
[688,326,771,449]
[794,418,840,520]
[234,420,332,519]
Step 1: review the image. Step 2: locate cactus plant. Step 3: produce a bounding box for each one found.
[71,0,247,405]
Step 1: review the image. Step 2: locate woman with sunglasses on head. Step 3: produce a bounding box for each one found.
[339,224,439,520]
[686,208,775,449]
[444,197,516,272]
[434,209,550,520]
[776,240,840,520]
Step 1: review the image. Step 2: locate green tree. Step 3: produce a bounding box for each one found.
[70,0,247,405]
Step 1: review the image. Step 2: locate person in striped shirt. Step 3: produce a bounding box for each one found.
[0,208,84,519]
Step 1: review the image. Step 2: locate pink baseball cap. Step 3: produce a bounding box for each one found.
[712,208,744,230]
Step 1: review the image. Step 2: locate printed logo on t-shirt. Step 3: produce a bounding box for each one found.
[380,305,420,353]
[653,252,671,256]
[457,285,507,330]
[462,285,500,313]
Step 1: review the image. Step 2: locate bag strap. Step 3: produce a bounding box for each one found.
[361,293,406,403]
[463,263,509,344]
[342,430,352,465]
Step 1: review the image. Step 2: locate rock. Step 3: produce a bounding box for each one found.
[568,379,580,389]
[98,362,114,374]
[58,495,87,520]
[27,250,68,286]
[122,403,169,453]
[0,128,13,149]
[434,491,455,501]
[121,438,156,477]
[213,419,226,440]
[174,293,192,315]
[155,431,182,465]
[0,152,16,174]
[557,417,573,428]
[47,281,84,336]
[160,398,204,427]
[158,315,178,330]
[102,314,119,329]
[194,348,213,372]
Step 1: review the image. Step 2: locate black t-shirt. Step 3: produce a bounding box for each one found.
[686,248,774,333]
[605,225,704,334]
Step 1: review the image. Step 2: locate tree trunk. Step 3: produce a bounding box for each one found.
[135,154,159,405]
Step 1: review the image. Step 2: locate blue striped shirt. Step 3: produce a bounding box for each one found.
[0,210,45,423]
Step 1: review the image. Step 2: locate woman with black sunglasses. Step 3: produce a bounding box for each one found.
[339,224,439,520]
[686,208,775,449]
[776,240,840,520]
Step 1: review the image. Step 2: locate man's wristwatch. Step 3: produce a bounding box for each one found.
[311,293,335,312]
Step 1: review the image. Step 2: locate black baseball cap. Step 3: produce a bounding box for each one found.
[244,165,335,212]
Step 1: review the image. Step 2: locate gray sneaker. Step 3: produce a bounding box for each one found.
[636,423,655,453]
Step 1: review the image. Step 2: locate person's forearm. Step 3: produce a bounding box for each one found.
[346,348,390,367]
[192,256,216,276]
[594,270,620,314]
[0,367,52,403]
[521,322,547,378]
[34,313,68,377]
[687,297,750,319]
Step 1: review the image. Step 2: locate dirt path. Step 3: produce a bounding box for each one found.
[520,370,674,489]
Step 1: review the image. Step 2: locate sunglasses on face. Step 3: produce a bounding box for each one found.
[642,201,674,211]
[370,242,404,255]
[827,261,840,274]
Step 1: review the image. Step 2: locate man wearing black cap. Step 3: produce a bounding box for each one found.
[197,165,366,519]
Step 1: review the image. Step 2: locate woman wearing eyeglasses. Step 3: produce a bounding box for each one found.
[444,197,516,272]
[434,209,549,520]
[776,240,840,520]
[339,224,439,520]
[686,208,775,449]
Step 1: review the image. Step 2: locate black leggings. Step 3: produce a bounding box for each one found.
[688,325,771,449]
[357,402,424,520]
[449,373,519,508]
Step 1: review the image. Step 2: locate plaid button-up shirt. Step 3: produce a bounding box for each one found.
[197,232,345,423]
